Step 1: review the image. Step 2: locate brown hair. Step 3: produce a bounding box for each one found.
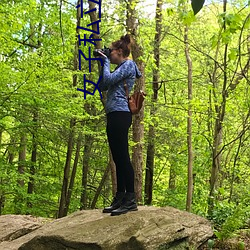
[111,34,132,57]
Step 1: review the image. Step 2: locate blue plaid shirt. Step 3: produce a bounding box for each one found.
[99,57,142,114]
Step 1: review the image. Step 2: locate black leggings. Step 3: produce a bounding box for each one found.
[106,111,134,192]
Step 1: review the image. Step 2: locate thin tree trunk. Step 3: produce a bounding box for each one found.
[18,135,26,187]
[184,25,193,212]
[64,132,82,215]
[144,0,162,205]
[86,0,115,201]
[168,166,176,190]
[0,129,4,214]
[7,137,15,164]
[15,134,27,214]
[58,0,80,218]
[27,21,36,206]
[0,129,2,147]
[208,16,250,214]
[229,34,250,201]
[58,118,75,218]
[27,2,43,205]
[126,0,145,202]
[27,110,38,209]
[80,134,93,210]
[229,136,242,202]
[0,127,4,213]
[208,0,227,216]
[78,0,110,209]
[168,95,177,190]
[0,194,4,215]
[91,164,110,209]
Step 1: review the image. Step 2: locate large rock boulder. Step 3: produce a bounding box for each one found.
[0,214,49,243]
[0,206,214,250]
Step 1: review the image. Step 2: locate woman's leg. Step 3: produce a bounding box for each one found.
[106,111,134,193]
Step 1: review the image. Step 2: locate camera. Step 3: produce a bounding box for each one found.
[93,46,111,58]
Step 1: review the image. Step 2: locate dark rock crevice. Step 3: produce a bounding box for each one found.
[19,236,102,250]
[2,228,38,242]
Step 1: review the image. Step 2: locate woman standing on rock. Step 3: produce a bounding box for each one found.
[97,34,142,216]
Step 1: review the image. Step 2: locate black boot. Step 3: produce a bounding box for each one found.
[102,192,125,213]
[111,192,138,216]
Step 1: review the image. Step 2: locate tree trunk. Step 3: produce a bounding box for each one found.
[0,194,4,215]
[27,110,38,208]
[7,137,15,164]
[85,1,115,201]
[168,165,176,190]
[15,134,27,214]
[0,129,3,214]
[126,0,145,202]
[184,25,193,212]
[18,135,26,187]
[80,134,93,210]
[91,164,110,209]
[0,129,2,147]
[27,2,43,205]
[58,118,75,218]
[168,95,177,190]
[144,0,162,205]
[0,127,4,213]
[64,132,82,215]
[58,0,81,218]
[208,0,227,216]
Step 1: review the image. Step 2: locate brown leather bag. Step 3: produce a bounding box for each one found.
[123,80,146,114]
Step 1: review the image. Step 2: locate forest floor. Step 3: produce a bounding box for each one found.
[200,230,250,249]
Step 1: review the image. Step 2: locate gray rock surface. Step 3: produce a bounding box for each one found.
[0,206,214,250]
[0,214,49,243]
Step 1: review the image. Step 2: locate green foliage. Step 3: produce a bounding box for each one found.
[207,239,215,249]
[238,241,245,250]
[209,200,236,226]
[214,204,250,240]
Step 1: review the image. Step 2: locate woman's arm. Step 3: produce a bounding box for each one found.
[102,58,133,86]
[98,65,108,91]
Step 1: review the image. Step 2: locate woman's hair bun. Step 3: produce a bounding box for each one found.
[120,34,131,45]
[112,34,132,57]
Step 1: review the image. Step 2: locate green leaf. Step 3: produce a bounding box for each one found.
[228,48,238,61]
[181,10,196,26]
[191,0,205,15]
